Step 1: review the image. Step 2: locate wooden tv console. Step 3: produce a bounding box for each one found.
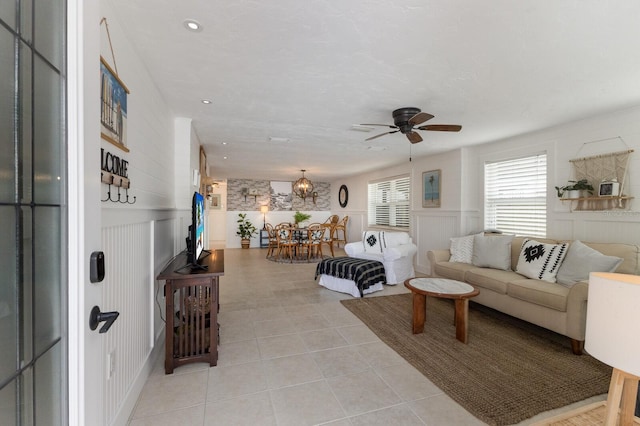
[157,249,224,374]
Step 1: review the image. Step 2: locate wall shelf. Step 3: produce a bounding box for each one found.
[560,196,633,212]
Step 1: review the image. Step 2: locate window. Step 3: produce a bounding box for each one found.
[368,175,410,229]
[484,154,547,237]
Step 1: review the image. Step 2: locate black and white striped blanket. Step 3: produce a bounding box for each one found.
[315,257,386,297]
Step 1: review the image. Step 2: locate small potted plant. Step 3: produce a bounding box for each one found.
[555,179,594,199]
[293,211,311,227]
[236,213,257,248]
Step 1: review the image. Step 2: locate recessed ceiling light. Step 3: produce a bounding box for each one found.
[201,99,212,104]
[221,142,227,145]
[223,156,228,160]
[183,19,203,32]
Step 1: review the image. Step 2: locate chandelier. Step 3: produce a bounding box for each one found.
[293,169,314,200]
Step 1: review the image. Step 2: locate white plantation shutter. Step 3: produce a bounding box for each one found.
[484,154,547,238]
[368,175,410,229]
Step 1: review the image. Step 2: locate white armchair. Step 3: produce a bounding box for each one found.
[344,231,417,284]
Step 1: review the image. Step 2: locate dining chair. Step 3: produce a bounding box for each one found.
[265,223,278,258]
[332,215,349,248]
[318,224,335,257]
[301,225,324,260]
[276,226,297,262]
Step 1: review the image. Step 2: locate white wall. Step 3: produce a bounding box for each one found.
[332,105,640,275]
[98,1,196,424]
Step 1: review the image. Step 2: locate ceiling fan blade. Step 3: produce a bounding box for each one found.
[408,112,434,126]
[365,130,399,141]
[360,123,398,129]
[406,132,423,144]
[418,124,462,132]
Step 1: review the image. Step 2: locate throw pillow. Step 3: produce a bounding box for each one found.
[472,234,514,270]
[362,231,385,254]
[449,234,475,264]
[556,240,623,287]
[516,239,569,283]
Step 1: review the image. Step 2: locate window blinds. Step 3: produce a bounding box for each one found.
[485,154,547,238]
[368,175,410,228]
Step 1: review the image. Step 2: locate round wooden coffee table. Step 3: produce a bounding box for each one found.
[404,278,480,344]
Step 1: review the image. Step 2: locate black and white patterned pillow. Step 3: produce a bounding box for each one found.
[516,239,569,283]
[362,231,385,253]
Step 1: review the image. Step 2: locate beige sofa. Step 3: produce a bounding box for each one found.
[427,236,640,354]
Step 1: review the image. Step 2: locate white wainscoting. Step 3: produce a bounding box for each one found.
[414,212,460,275]
[102,222,152,425]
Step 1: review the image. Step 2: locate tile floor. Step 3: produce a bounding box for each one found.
[128,247,602,426]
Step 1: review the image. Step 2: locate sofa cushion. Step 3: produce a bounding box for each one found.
[384,231,410,247]
[516,239,569,283]
[433,262,477,282]
[351,251,384,263]
[556,240,623,287]
[465,268,523,294]
[507,278,570,312]
[449,234,475,264]
[472,234,514,270]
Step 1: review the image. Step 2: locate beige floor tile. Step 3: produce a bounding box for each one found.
[349,403,425,426]
[129,404,205,426]
[321,308,363,327]
[204,391,276,426]
[299,328,349,352]
[216,339,261,367]
[207,360,267,402]
[219,321,255,344]
[408,394,487,426]
[336,324,380,345]
[253,317,295,337]
[355,341,406,369]
[263,353,323,389]
[375,362,442,401]
[327,370,402,416]
[131,370,208,419]
[257,333,307,359]
[312,346,370,378]
[269,380,346,426]
[290,313,332,332]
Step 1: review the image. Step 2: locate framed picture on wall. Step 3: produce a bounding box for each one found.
[422,169,441,208]
[100,57,130,152]
[210,194,221,210]
[270,181,293,211]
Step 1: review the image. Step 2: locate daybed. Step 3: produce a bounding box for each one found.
[428,234,640,354]
[345,231,417,284]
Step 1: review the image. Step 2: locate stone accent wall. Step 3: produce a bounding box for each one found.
[227,178,330,211]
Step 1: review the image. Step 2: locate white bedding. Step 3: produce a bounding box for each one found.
[318,274,384,298]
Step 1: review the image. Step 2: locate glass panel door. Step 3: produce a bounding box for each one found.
[0,0,67,423]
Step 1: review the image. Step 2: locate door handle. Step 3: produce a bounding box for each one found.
[89,306,120,333]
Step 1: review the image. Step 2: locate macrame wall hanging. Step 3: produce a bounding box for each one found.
[566,137,634,210]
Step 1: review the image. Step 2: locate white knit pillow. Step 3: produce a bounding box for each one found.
[449,235,475,264]
[516,239,569,283]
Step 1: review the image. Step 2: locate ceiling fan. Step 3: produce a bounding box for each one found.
[362,107,462,144]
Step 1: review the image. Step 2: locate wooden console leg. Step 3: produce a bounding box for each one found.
[570,339,584,355]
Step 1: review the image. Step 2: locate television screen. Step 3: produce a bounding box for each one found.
[190,192,206,266]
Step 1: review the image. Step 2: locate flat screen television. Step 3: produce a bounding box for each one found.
[183,191,210,270]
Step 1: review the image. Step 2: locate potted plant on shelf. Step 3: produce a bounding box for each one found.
[236,213,257,249]
[293,211,311,227]
[555,179,594,199]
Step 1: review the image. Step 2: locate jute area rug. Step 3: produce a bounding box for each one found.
[340,294,611,426]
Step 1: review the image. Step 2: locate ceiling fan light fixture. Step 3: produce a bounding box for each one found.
[293,169,314,200]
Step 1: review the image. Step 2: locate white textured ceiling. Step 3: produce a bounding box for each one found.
[107,0,640,182]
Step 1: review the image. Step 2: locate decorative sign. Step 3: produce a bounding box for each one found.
[100,56,130,152]
[101,148,130,188]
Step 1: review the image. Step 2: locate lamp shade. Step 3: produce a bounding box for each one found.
[260,205,269,214]
[585,272,640,377]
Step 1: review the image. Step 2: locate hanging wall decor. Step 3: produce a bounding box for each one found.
[100,18,130,152]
